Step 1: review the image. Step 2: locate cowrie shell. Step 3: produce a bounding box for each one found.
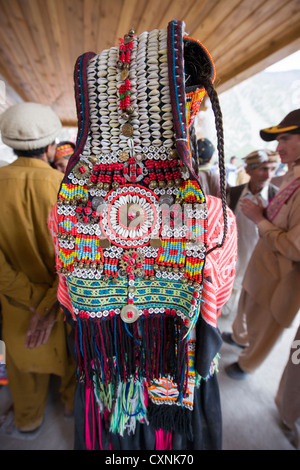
[90,116,99,123]
[141,132,151,139]
[97,77,108,84]
[152,139,162,146]
[162,104,172,112]
[138,104,148,112]
[148,81,159,90]
[98,93,108,101]
[101,133,111,140]
[160,77,169,86]
[100,123,110,130]
[162,112,173,121]
[149,89,159,97]
[147,67,159,75]
[108,104,118,112]
[110,111,119,119]
[150,121,160,129]
[136,59,146,68]
[162,121,173,129]
[161,86,169,94]
[92,132,101,139]
[148,97,160,106]
[110,121,119,128]
[138,93,148,101]
[140,123,150,132]
[149,106,160,114]
[97,85,107,93]
[163,130,174,138]
[150,113,161,121]
[164,139,174,148]
[139,113,149,123]
[137,81,147,90]
[148,72,158,80]
[160,62,168,70]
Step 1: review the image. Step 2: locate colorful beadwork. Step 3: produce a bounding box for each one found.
[55,20,217,440]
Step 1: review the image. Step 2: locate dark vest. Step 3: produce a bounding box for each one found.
[228,183,278,212]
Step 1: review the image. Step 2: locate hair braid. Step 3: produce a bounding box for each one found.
[197,75,228,253]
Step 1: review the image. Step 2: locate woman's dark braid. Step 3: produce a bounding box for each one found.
[197,75,228,254]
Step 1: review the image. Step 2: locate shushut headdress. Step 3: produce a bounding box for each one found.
[54,20,227,444]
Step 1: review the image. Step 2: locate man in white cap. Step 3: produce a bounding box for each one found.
[224,109,300,380]
[0,103,76,434]
[222,149,279,319]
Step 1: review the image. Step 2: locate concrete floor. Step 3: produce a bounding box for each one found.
[0,313,298,451]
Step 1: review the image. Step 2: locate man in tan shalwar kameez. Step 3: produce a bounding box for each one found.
[275,325,300,449]
[224,109,300,379]
[0,103,76,433]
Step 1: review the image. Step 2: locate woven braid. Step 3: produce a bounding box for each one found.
[196,75,228,253]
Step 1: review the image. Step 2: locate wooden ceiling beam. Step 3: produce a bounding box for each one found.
[0,0,299,125]
[217,33,300,94]
[217,9,300,78]
[211,0,293,62]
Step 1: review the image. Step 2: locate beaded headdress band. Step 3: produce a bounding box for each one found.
[55,20,225,441]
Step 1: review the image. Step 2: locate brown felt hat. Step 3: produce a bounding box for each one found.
[260,109,300,142]
[242,149,280,168]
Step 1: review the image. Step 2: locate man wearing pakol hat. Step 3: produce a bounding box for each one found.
[0,103,76,435]
[222,149,279,319]
[197,137,221,196]
[224,109,300,386]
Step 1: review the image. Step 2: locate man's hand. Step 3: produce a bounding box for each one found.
[24,301,59,349]
[239,197,265,224]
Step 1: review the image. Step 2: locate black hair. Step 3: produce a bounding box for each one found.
[13,140,56,158]
[184,40,228,254]
[13,147,48,158]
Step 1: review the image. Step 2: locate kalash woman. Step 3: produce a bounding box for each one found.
[47,20,237,450]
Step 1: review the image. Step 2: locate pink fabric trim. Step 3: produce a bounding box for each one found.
[85,387,92,450]
[85,386,98,450]
[155,430,173,450]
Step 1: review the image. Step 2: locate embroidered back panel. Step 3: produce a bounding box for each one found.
[56,20,217,436]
